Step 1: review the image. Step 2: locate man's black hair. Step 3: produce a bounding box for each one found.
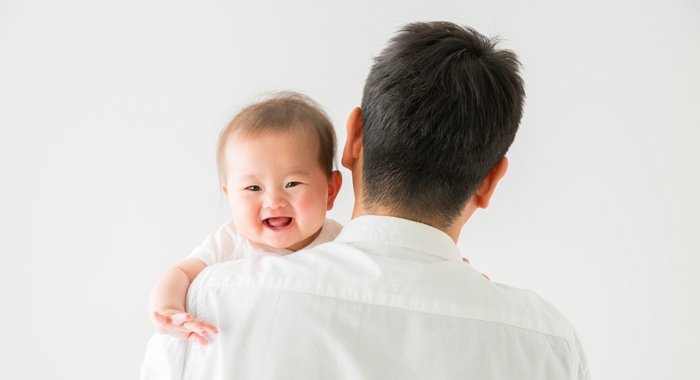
[361,21,525,229]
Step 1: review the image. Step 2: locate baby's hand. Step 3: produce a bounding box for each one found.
[153,310,219,346]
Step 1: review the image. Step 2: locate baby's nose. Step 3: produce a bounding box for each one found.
[263,190,288,209]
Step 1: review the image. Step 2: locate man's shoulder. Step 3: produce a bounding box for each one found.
[187,241,587,377]
[487,281,580,342]
[194,242,576,338]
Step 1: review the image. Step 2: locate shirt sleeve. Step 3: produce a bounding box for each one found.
[187,220,239,266]
[323,218,344,241]
[303,218,344,250]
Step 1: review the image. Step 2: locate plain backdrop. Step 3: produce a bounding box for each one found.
[1,1,698,379]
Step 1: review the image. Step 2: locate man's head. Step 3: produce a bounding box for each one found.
[357,21,525,230]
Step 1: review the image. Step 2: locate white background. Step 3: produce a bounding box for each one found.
[1,1,698,379]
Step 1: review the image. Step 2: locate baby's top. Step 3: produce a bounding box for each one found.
[188,218,343,266]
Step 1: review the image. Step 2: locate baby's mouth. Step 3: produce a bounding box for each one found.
[263,217,293,230]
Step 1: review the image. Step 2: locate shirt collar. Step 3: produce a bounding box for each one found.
[334,215,462,262]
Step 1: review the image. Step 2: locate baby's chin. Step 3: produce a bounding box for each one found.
[260,233,307,251]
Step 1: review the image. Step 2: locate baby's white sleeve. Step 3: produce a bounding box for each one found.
[187,220,239,266]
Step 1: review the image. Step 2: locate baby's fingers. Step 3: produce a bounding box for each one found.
[186,331,210,346]
[182,319,213,337]
[197,320,219,335]
[170,313,192,326]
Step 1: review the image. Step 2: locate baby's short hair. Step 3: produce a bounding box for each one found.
[217,91,337,183]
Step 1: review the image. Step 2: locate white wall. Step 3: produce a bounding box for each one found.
[1,1,698,379]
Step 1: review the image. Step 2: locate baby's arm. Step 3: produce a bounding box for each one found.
[148,258,218,345]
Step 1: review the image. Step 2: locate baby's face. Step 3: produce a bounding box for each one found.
[222,131,333,251]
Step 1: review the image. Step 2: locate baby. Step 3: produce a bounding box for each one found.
[148,91,343,345]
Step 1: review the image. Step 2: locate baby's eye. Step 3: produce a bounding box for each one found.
[245,185,262,191]
[285,182,301,188]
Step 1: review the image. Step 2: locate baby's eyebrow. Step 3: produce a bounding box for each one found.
[235,170,310,181]
[286,169,310,176]
[236,175,258,182]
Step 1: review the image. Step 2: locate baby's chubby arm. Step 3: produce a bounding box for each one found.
[148,257,218,345]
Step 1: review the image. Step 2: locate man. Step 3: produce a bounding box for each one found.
[142,21,589,379]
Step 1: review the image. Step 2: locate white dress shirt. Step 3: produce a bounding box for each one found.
[142,215,589,379]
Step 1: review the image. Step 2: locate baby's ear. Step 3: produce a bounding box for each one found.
[326,170,343,210]
[221,184,229,196]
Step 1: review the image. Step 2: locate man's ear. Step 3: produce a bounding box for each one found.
[326,170,343,210]
[341,107,363,170]
[474,157,509,209]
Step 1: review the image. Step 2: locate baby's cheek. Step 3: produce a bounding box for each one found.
[230,199,259,226]
[298,192,328,222]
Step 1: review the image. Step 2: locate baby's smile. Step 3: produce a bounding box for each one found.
[263,217,293,230]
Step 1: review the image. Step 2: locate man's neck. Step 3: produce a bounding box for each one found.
[351,203,470,244]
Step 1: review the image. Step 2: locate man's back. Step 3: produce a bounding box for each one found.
[142,216,588,379]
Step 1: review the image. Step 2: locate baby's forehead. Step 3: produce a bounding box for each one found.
[226,129,323,165]
[221,115,334,168]
[228,128,319,149]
